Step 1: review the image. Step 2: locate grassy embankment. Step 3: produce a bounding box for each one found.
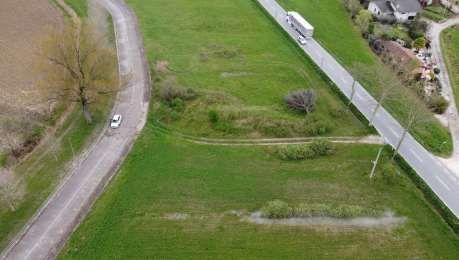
[441,26,459,110]
[60,0,459,258]
[278,0,452,156]
[0,0,114,250]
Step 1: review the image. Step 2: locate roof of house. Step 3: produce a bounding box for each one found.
[372,0,422,13]
[372,0,395,13]
[392,0,422,13]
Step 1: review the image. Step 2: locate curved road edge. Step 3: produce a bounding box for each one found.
[0,0,150,259]
[428,17,459,171]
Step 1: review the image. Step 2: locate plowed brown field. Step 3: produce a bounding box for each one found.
[0,0,62,153]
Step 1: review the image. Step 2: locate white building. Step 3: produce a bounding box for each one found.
[368,0,423,23]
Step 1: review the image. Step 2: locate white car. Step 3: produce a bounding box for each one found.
[110,114,122,129]
[297,35,307,45]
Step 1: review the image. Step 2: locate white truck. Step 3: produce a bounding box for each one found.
[286,11,314,39]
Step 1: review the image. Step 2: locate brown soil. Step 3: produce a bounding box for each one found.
[0,0,63,152]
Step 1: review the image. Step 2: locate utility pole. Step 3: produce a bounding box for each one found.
[370,146,384,179]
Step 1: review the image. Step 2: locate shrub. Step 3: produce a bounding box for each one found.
[309,140,335,156]
[276,141,335,161]
[170,98,185,112]
[158,78,196,104]
[276,145,310,160]
[262,201,382,219]
[428,95,449,114]
[305,120,332,136]
[261,200,293,219]
[208,110,220,124]
[294,203,329,217]
[413,37,426,50]
[342,0,362,17]
[284,89,316,114]
[408,19,428,39]
[355,10,372,35]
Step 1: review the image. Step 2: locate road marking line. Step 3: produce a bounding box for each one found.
[409,148,423,162]
[389,127,399,138]
[447,173,457,183]
[435,176,451,191]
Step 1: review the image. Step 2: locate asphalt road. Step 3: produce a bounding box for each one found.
[0,0,150,259]
[428,17,459,172]
[257,0,459,217]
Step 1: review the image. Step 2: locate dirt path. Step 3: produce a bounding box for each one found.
[153,123,383,146]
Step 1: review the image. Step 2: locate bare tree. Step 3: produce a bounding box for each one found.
[37,22,118,123]
[0,168,23,212]
[392,100,426,160]
[284,89,316,114]
[351,63,399,126]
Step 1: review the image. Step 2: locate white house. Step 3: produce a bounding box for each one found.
[368,0,423,22]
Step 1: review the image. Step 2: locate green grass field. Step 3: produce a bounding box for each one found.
[64,0,87,17]
[137,0,370,138]
[442,26,459,111]
[60,125,459,259]
[277,0,452,155]
[59,1,459,258]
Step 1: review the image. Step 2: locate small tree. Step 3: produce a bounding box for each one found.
[355,10,372,34]
[392,98,430,160]
[284,89,316,114]
[343,0,362,17]
[351,63,399,126]
[38,22,118,123]
[413,37,426,50]
[428,95,449,114]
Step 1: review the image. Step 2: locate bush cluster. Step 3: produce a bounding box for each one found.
[275,140,335,161]
[428,95,449,114]
[158,83,196,104]
[261,200,381,219]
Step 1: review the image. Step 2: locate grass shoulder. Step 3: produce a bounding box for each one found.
[441,26,459,111]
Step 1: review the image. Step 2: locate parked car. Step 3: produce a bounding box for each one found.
[297,35,307,45]
[110,114,122,129]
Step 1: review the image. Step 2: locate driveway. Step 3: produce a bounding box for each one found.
[0,0,150,259]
